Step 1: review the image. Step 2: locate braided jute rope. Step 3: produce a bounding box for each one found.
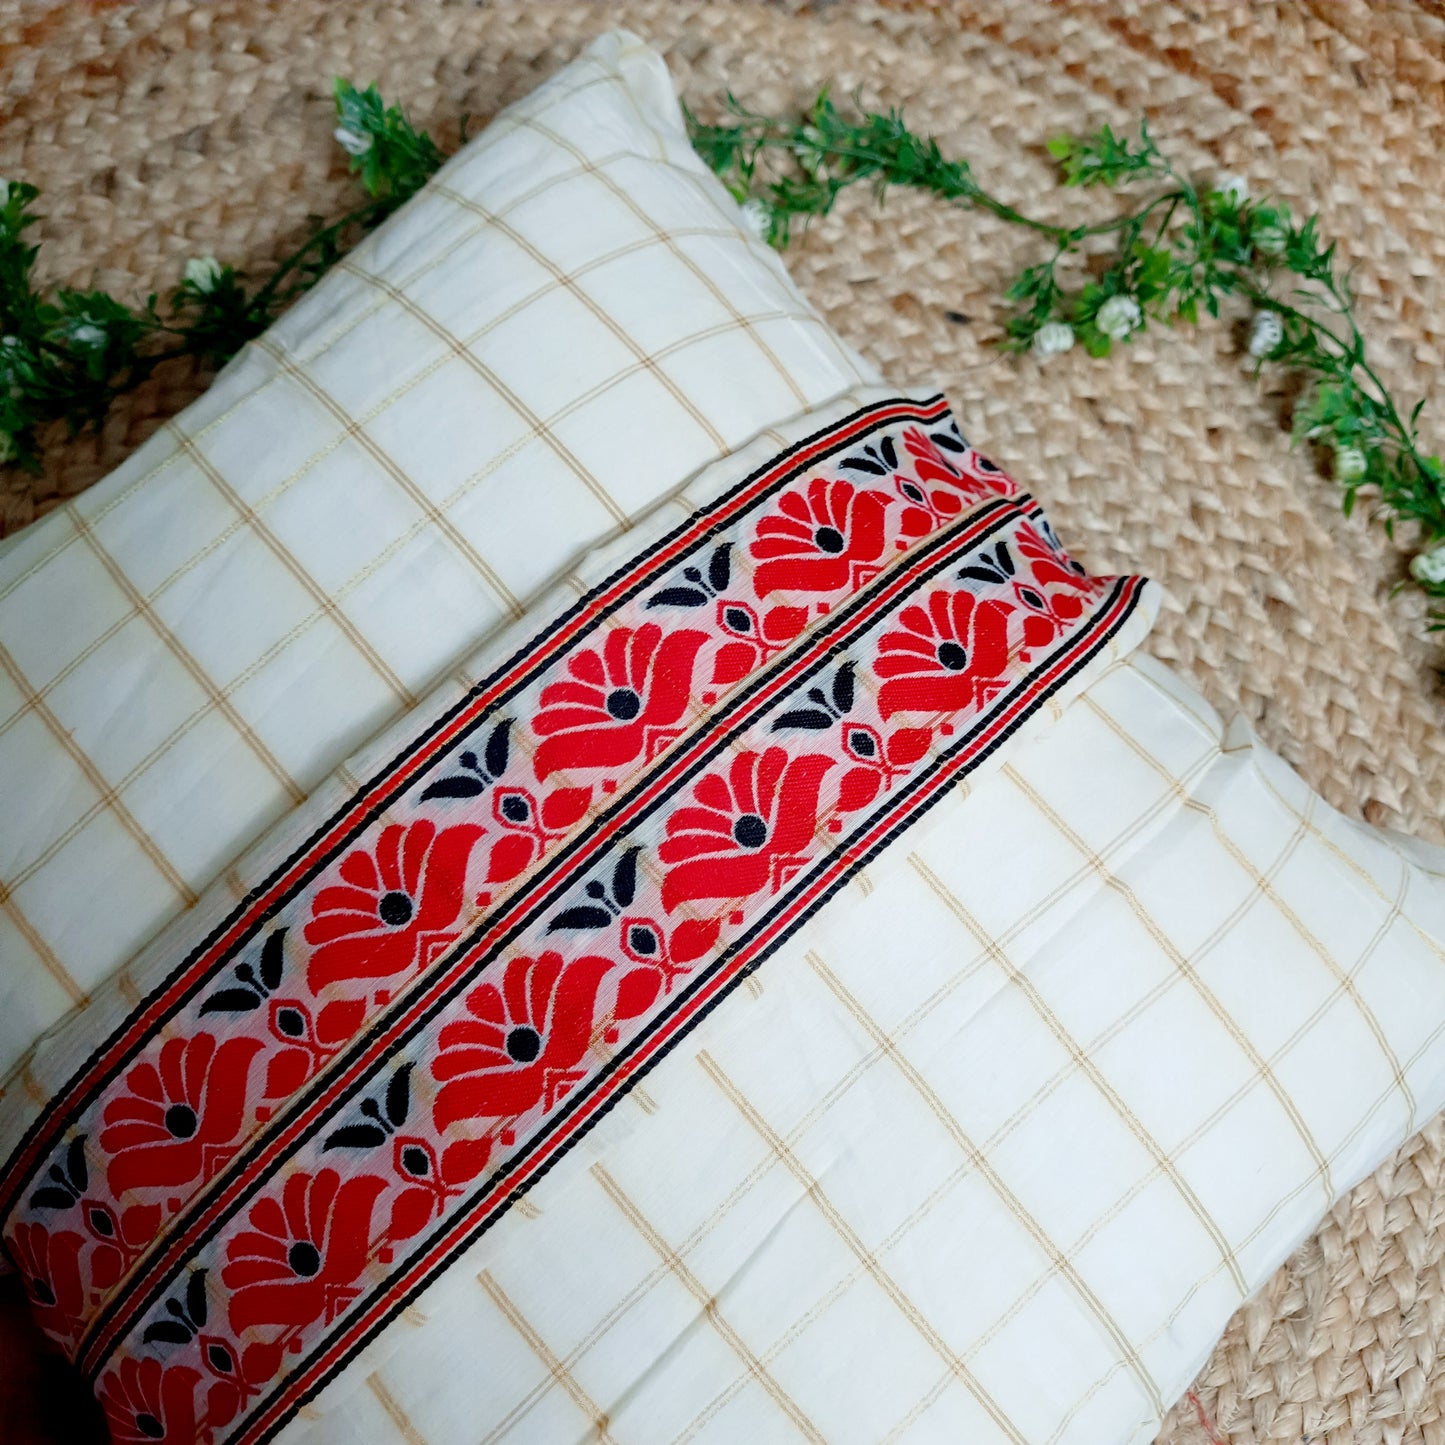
[3,2,1445,1439]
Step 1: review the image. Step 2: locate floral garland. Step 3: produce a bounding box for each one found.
[1,78,1441,616]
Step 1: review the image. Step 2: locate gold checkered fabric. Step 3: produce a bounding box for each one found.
[265,646,1445,1445]
[5,363,1445,1442]
[0,33,871,1080]
[5,11,1445,1443]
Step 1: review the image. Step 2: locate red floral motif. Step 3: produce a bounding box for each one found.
[710,599,808,687]
[1016,518,1089,587]
[198,1333,280,1430]
[659,746,834,912]
[609,914,724,1017]
[875,589,1014,719]
[1012,521,1097,648]
[750,476,890,595]
[10,1222,86,1343]
[902,426,1016,505]
[97,1357,200,1445]
[481,783,592,886]
[533,623,708,781]
[85,1200,163,1292]
[431,950,614,1132]
[304,820,484,994]
[222,1167,386,1333]
[262,996,366,1100]
[99,1033,263,1198]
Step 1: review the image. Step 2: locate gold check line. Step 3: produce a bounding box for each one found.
[997,843,1427,1372]
[167,419,417,709]
[1124,661,1445,968]
[518,112,814,413]
[0,639,195,908]
[699,1050,1031,1445]
[753,755,1318,1381]
[1048,1010,1445,1445]
[1082,692,1419,1133]
[67,507,305,805]
[591,1166,828,1443]
[432,177,730,455]
[252,337,527,622]
[899,861,1249,1296]
[825,825,1411,1443]
[477,1021,912,1443]
[0,885,85,1007]
[331,255,631,539]
[805,950,1167,1414]
[670,1150,982,1445]
[477,1271,619,1445]
[365,1374,430,1445]
[1002,762,1337,1205]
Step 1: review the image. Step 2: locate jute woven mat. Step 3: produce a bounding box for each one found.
[3,2,1445,1439]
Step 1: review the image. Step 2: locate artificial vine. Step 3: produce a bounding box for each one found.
[2,79,1441,618]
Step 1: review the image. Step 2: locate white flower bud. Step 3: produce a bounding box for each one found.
[0,431,15,465]
[739,198,772,242]
[333,126,372,157]
[69,322,106,349]
[1410,546,1445,587]
[1214,173,1248,204]
[1332,447,1368,483]
[183,255,224,293]
[1253,223,1289,256]
[1247,310,1284,358]
[1031,321,1076,359]
[1095,294,1142,341]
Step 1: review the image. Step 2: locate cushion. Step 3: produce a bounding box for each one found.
[0,29,872,1079]
[286,645,1445,1445]
[3,30,1445,1445]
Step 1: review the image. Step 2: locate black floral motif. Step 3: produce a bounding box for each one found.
[927,419,968,454]
[140,1269,207,1347]
[199,929,287,1017]
[322,1065,413,1153]
[957,539,1017,588]
[771,662,856,733]
[420,719,511,802]
[645,543,731,609]
[838,434,899,477]
[27,1136,87,1212]
[547,847,640,933]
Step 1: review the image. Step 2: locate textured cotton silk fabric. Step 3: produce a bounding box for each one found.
[0,388,1159,1441]
[285,653,1445,1445]
[0,31,872,1079]
[6,28,1445,1445]
[7,389,1445,1445]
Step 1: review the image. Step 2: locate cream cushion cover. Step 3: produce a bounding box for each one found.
[0,30,872,1076]
[2,31,1445,1445]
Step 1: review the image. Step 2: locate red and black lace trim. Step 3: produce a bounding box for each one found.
[1,396,1150,1445]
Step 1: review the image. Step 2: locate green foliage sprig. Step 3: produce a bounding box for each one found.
[687,94,1445,620]
[0,81,442,471]
[1,79,1442,623]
